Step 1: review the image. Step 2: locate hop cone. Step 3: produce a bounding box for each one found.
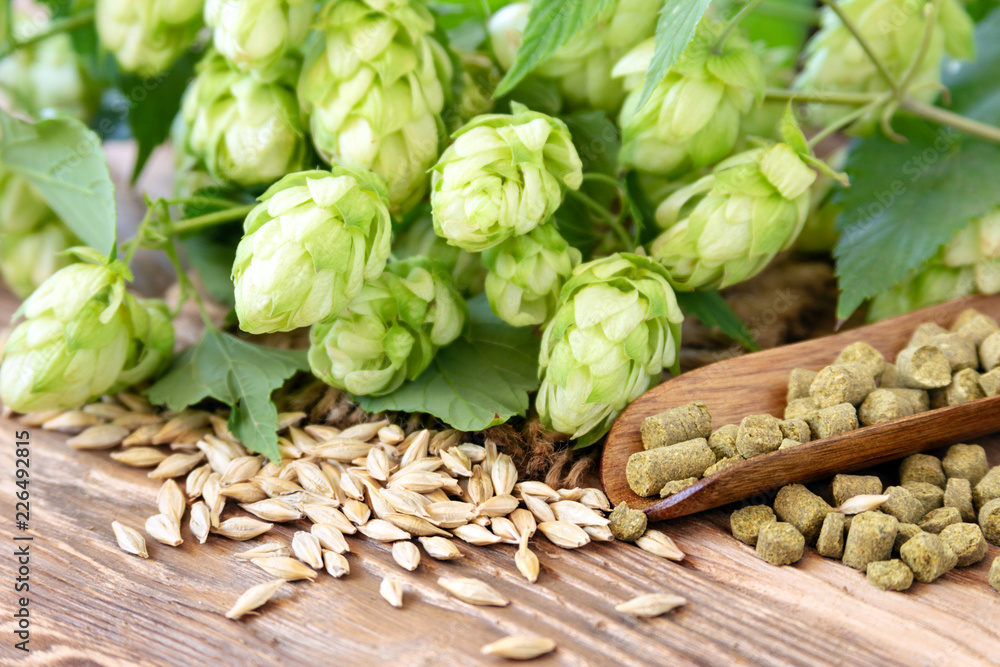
[0,16,95,120]
[96,0,204,74]
[0,262,134,411]
[392,211,485,296]
[232,167,393,334]
[298,0,452,213]
[537,253,684,446]
[112,298,175,391]
[309,257,468,396]
[651,143,816,290]
[615,20,764,177]
[482,224,581,327]
[489,0,660,112]
[181,53,308,187]
[205,0,313,72]
[430,103,583,252]
[868,264,972,321]
[0,168,78,297]
[942,209,1000,294]
[795,0,974,130]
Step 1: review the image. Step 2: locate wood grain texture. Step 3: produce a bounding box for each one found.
[603,293,1000,520]
[1,293,999,666]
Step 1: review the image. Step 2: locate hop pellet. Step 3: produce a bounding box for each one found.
[608,502,647,542]
[830,475,882,508]
[981,331,1000,372]
[908,322,948,348]
[990,557,1000,593]
[928,333,978,372]
[866,559,913,592]
[756,522,805,566]
[939,523,988,567]
[640,401,712,450]
[980,368,1000,397]
[942,443,989,485]
[883,388,930,413]
[933,368,984,407]
[730,505,776,546]
[703,456,742,476]
[785,397,820,420]
[951,308,998,346]
[900,532,957,583]
[786,368,818,402]
[943,477,975,522]
[804,403,858,440]
[779,419,811,444]
[659,477,698,497]
[778,438,804,450]
[842,511,898,571]
[835,342,885,379]
[816,512,845,559]
[879,363,901,388]
[707,424,739,459]
[918,507,962,534]
[900,454,946,489]
[774,484,831,544]
[626,438,715,497]
[974,466,1000,508]
[881,486,925,524]
[858,389,913,426]
[979,498,1000,545]
[809,364,876,408]
[904,483,945,519]
[893,523,923,554]
[735,414,783,458]
[896,345,952,390]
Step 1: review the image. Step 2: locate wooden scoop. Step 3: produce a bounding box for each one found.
[600,293,1000,521]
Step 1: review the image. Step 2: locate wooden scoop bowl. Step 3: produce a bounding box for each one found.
[600,293,1000,521]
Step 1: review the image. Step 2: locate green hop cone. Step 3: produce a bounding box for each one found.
[795,0,974,131]
[309,257,468,396]
[298,0,452,213]
[181,52,308,187]
[112,298,175,391]
[868,264,972,321]
[482,224,581,327]
[430,103,583,252]
[651,143,816,290]
[537,253,683,446]
[942,209,1000,294]
[489,1,660,112]
[232,167,393,334]
[392,210,485,296]
[614,20,765,178]
[96,0,204,74]
[0,261,134,412]
[0,222,77,299]
[205,0,313,72]
[0,16,95,120]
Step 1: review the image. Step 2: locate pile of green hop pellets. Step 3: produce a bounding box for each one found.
[622,307,1000,594]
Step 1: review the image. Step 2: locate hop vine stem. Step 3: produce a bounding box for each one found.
[167,204,256,236]
[0,10,95,60]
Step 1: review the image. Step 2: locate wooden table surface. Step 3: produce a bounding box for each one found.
[1,294,999,667]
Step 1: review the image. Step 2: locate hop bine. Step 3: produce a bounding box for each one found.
[180,52,308,187]
[489,0,661,112]
[613,19,764,178]
[96,0,205,75]
[536,253,684,447]
[232,167,392,334]
[650,142,818,291]
[430,103,583,252]
[205,0,314,72]
[482,224,581,327]
[309,257,468,397]
[795,0,975,132]
[298,0,452,213]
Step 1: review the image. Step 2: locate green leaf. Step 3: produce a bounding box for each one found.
[738,0,815,49]
[0,111,117,255]
[124,49,200,182]
[356,295,541,431]
[633,0,713,113]
[675,291,759,351]
[833,12,1000,319]
[147,330,309,461]
[494,0,613,97]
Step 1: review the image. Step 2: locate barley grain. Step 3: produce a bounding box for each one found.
[145,513,183,546]
[392,541,421,571]
[615,593,686,617]
[437,576,509,606]
[214,517,274,541]
[418,536,463,560]
[480,636,555,660]
[291,532,324,569]
[250,556,317,581]
[112,521,148,558]
[225,579,285,620]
